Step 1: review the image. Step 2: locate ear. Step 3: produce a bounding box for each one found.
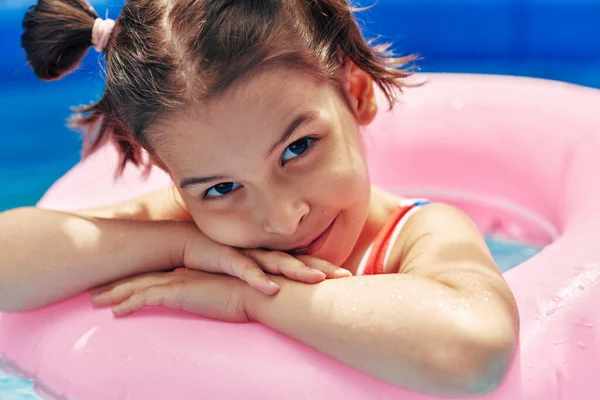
[343,60,378,126]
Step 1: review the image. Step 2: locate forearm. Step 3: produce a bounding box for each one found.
[0,207,192,312]
[250,274,517,397]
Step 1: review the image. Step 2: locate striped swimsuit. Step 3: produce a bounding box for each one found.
[356,199,431,276]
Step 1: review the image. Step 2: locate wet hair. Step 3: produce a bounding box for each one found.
[22,0,415,174]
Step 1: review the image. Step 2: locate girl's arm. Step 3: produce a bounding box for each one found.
[248,203,518,397]
[0,206,345,312]
[0,206,193,312]
[89,203,518,397]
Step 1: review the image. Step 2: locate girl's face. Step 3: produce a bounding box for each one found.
[154,64,377,266]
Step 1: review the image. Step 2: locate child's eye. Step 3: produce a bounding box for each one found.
[204,182,241,199]
[281,137,316,164]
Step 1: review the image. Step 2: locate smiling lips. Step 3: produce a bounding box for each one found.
[290,218,336,255]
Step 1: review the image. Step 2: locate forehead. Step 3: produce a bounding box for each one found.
[204,67,327,127]
[152,68,338,175]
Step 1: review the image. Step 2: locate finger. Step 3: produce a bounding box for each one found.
[218,249,280,296]
[89,280,123,296]
[90,274,174,307]
[246,250,326,284]
[295,255,352,279]
[111,283,183,317]
[182,237,279,295]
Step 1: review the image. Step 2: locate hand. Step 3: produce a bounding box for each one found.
[90,269,255,322]
[177,225,351,296]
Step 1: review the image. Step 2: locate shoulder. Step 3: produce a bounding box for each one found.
[403,202,482,239]
[396,202,494,274]
[392,200,518,325]
[395,202,517,311]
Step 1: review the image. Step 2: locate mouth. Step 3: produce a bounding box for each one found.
[289,217,337,256]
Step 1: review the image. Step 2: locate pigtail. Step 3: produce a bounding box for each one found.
[21,0,101,81]
[22,0,142,176]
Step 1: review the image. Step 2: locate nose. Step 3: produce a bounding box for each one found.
[261,189,309,236]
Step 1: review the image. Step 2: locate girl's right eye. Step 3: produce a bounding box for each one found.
[203,182,241,199]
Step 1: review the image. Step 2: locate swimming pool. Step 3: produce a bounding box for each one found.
[0,72,552,398]
[1,0,598,397]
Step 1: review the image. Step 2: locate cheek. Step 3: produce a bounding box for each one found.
[318,143,370,206]
[327,168,368,204]
[184,203,256,248]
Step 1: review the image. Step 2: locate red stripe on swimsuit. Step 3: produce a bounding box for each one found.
[359,200,430,276]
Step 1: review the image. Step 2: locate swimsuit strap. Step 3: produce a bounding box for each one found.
[359,199,431,276]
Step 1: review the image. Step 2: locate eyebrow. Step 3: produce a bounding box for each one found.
[180,175,227,189]
[266,110,320,157]
[179,110,319,190]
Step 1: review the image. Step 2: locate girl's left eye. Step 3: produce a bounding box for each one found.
[281,137,316,164]
[204,182,241,199]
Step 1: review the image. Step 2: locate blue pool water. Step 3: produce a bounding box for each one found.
[485,236,542,273]
[0,370,38,400]
[0,235,541,399]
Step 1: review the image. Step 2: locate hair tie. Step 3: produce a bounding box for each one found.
[92,18,115,52]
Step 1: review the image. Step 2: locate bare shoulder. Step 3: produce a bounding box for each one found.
[397,202,493,274]
[140,185,192,221]
[77,185,192,221]
[396,202,517,314]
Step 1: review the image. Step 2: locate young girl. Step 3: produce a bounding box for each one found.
[0,0,518,396]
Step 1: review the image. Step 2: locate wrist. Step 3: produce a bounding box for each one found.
[243,274,290,323]
[243,279,268,323]
[244,275,306,323]
[163,220,203,269]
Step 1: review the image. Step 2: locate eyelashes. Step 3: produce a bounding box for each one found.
[280,137,316,164]
[202,136,319,201]
[204,182,242,199]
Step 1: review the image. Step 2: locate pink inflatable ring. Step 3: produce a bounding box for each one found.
[1,74,600,400]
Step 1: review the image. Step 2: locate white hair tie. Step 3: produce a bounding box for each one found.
[92,18,115,52]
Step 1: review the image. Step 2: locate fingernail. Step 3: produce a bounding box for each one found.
[335,267,352,277]
[264,280,280,295]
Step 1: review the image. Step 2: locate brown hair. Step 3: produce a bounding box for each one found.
[22,0,415,174]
